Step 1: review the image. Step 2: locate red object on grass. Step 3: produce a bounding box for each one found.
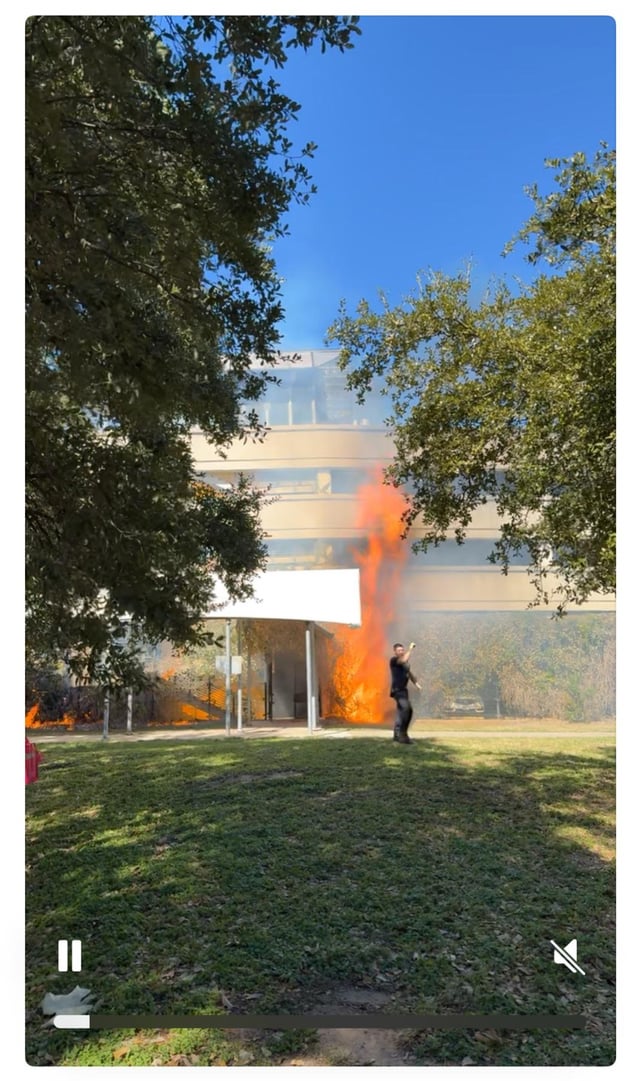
[25,737,42,784]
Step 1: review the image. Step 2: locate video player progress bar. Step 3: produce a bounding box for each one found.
[54,1013,585,1031]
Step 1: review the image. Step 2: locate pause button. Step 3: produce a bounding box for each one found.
[58,939,82,972]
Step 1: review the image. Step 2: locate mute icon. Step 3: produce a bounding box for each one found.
[550,938,585,975]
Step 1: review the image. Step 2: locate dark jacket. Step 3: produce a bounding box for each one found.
[389,655,417,698]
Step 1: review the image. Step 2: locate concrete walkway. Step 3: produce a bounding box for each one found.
[28,723,615,744]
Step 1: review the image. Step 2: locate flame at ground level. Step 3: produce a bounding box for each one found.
[25,704,76,729]
[24,677,266,731]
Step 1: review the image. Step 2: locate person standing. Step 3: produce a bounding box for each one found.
[389,641,421,743]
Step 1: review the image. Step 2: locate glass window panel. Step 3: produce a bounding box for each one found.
[253,469,318,493]
[291,398,313,425]
[268,401,289,426]
[408,539,530,567]
[330,469,370,494]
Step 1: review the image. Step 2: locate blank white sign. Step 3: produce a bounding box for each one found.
[204,569,361,626]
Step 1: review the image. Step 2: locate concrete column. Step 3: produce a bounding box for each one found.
[310,622,318,731]
[102,691,110,740]
[225,619,232,734]
[305,623,313,733]
[247,634,252,726]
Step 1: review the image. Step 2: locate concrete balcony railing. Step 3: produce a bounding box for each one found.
[399,565,616,612]
[191,425,394,473]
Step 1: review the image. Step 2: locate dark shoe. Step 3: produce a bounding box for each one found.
[397,735,414,744]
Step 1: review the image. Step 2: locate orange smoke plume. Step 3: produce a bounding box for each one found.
[328,469,409,723]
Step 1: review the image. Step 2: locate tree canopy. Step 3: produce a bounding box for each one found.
[329,146,615,614]
[26,14,361,684]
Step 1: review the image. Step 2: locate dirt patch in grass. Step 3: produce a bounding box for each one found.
[288,1028,409,1067]
[281,986,412,1067]
[222,986,413,1067]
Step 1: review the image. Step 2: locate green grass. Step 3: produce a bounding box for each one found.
[26,734,615,1066]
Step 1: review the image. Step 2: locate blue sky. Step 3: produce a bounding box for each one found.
[268,14,616,350]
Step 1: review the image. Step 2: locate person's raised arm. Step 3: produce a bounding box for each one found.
[402,642,416,662]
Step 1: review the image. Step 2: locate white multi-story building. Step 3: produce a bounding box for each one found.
[192,349,614,615]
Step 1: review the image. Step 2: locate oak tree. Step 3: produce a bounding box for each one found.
[26,15,360,683]
[329,147,615,614]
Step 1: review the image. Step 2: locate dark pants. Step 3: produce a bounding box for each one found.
[393,693,413,736]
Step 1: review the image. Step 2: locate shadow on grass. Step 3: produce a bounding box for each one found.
[26,736,615,1066]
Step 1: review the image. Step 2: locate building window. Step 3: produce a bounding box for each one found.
[266,536,368,568]
[408,539,531,567]
[252,469,319,494]
[247,363,389,427]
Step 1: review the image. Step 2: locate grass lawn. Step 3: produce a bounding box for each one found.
[26,733,615,1067]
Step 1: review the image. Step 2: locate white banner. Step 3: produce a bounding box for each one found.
[205,569,362,626]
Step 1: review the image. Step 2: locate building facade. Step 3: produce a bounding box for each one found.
[191,349,615,615]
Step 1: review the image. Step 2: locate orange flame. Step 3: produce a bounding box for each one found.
[152,674,233,726]
[25,704,39,727]
[328,469,409,723]
[25,704,76,729]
